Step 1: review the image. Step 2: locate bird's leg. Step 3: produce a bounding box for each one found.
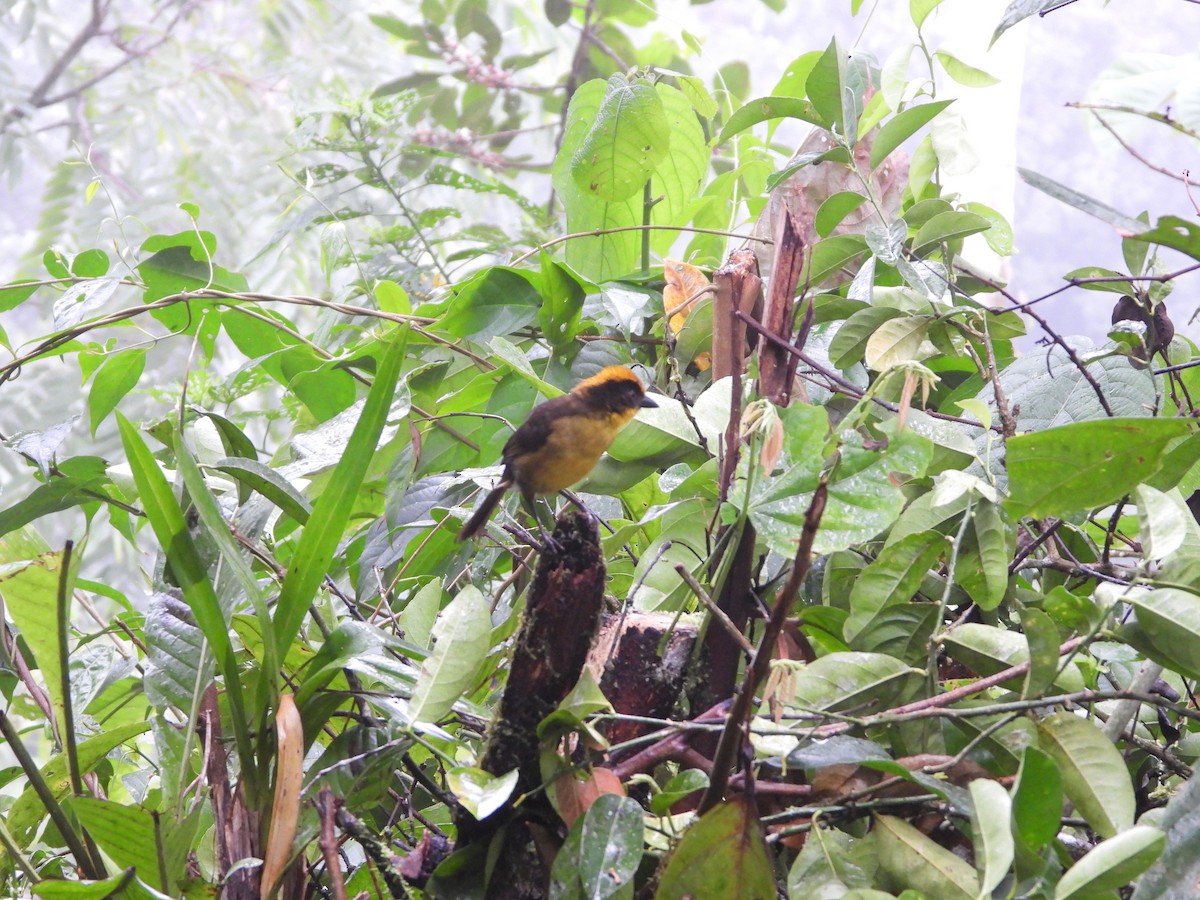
[520,490,562,554]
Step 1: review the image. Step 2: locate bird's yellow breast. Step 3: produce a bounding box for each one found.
[511,409,635,495]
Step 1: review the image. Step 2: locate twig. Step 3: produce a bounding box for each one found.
[1092,113,1200,187]
[317,788,349,900]
[697,482,827,814]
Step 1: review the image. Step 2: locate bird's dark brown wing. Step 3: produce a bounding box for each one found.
[501,394,580,465]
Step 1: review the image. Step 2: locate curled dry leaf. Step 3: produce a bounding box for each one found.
[261,693,304,898]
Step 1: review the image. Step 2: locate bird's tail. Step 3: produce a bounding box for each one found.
[456,478,513,541]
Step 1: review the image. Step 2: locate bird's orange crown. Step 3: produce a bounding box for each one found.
[570,365,644,395]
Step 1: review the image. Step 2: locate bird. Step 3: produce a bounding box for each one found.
[456,365,657,543]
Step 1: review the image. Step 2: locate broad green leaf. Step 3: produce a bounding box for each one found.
[0,551,69,732]
[963,202,1014,255]
[969,779,1014,897]
[1056,826,1164,899]
[829,306,905,369]
[911,0,947,28]
[993,0,1071,45]
[716,96,824,145]
[7,721,152,845]
[1037,712,1134,838]
[807,38,849,135]
[1012,746,1063,850]
[774,652,917,714]
[400,577,444,650]
[1136,484,1188,560]
[655,800,775,900]
[88,350,146,436]
[1124,588,1200,680]
[963,499,1012,611]
[844,531,947,641]
[1018,168,1148,236]
[72,798,164,891]
[815,191,870,237]
[1133,775,1200,898]
[117,414,240,697]
[579,794,644,900]
[570,73,669,203]
[554,82,705,280]
[805,234,870,286]
[1129,215,1200,263]
[446,767,518,821]
[649,769,709,815]
[439,266,542,340]
[408,585,491,723]
[864,316,930,370]
[751,407,933,556]
[869,100,953,170]
[143,591,213,713]
[31,873,137,899]
[943,624,1082,693]
[0,280,38,312]
[874,814,977,899]
[787,826,877,896]
[1006,418,1196,519]
[1020,608,1061,699]
[911,211,993,253]
[272,337,404,653]
[935,51,1000,88]
[212,457,312,524]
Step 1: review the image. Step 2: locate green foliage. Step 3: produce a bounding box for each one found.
[2,0,1200,898]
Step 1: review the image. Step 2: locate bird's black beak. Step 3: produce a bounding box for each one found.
[640,395,658,408]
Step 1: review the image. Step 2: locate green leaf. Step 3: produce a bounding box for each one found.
[655,800,775,900]
[787,826,877,896]
[963,202,1014,255]
[1129,215,1200,263]
[1133,776,1200,898]
[965,499,1012,611]
[806,38,849,136]
[1123,588,1200,680]
[804,234,870,286]
[969,778,1014,897]
[1005,418,1196,519]
[1012,746,1063,850]
[0,475,109,543]
[943,623,1082,693]
[446,767,518,820]
[570,73,669,203]
[816,191,870,237]
[774,651,916,714]
[829,306,905,369]
[272,337,404,653]
[7,721,152,846]
[869,100,953,170]
[88,349,145,436]
[992,0,1067,45]
[408,585,491,723]
[1020,608,1061,699]
[844,531,947,641]
[71,798,164,891]
[0,551,69,732]
[212,457,312,524]
[1037,712,1134,839]
[579,794,644,900]
[1018,168,1148,236]
[439,266,542,340]
[874,814,977,899]
[911,0,947,28]
[117,415,239,683]
[0,280,39,312]
[716,96,824,145]
[1056,826,1164,899]
[864,316,930,370]
[1136,484,1188,560]
[935,51,1000,88]
[911,211,993,252]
